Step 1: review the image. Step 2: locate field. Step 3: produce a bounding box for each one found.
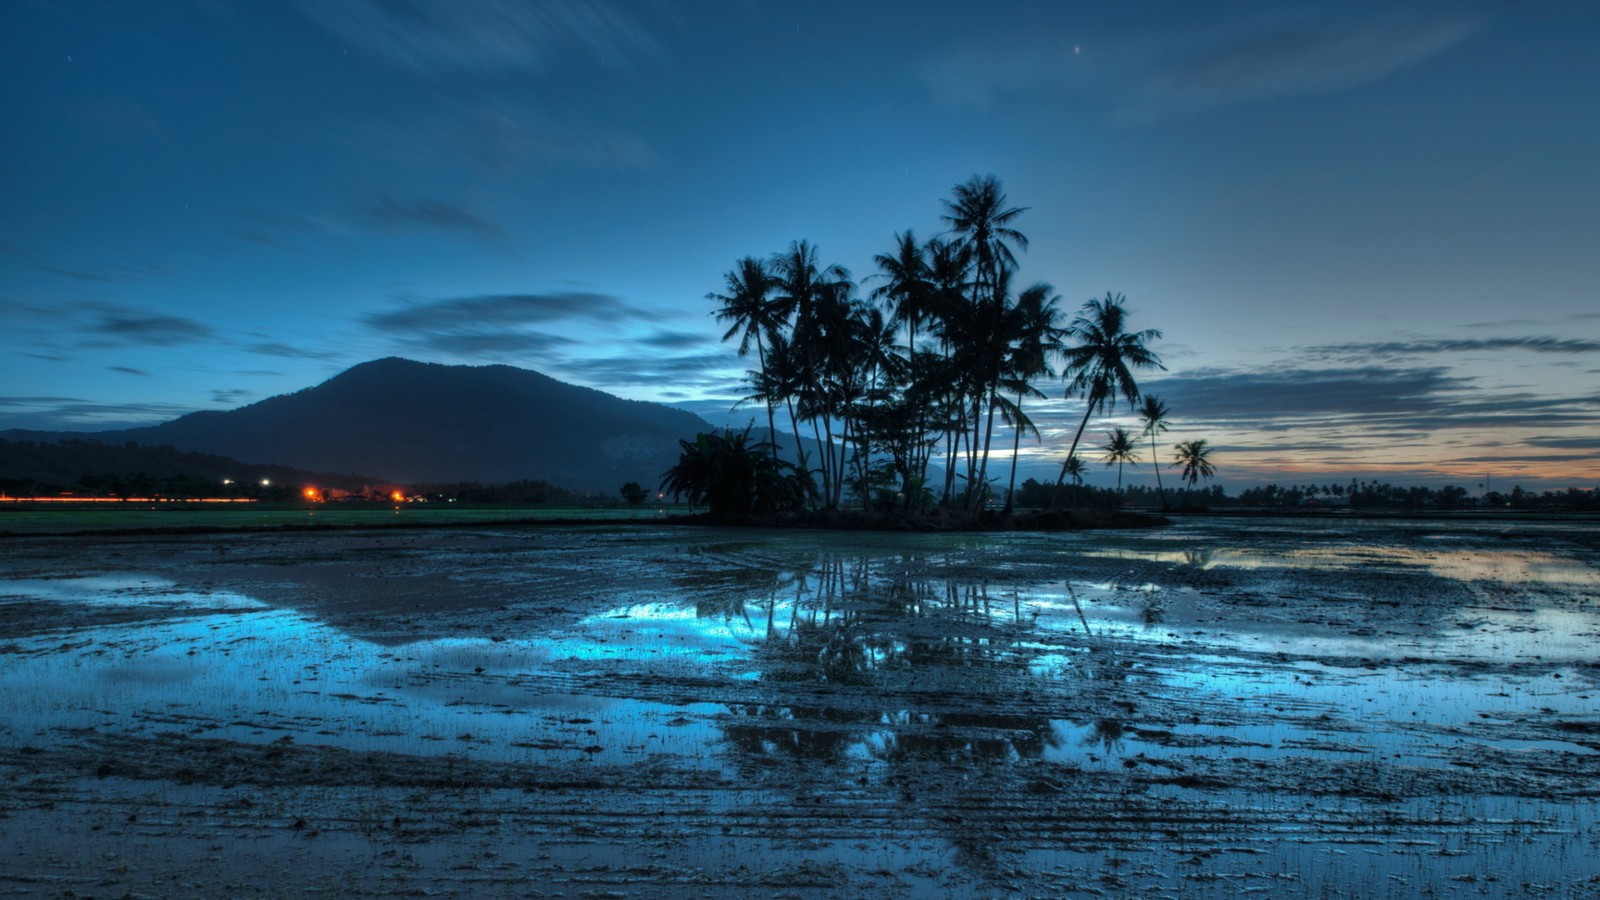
[0,503,668,536]
[1,516,1597,897]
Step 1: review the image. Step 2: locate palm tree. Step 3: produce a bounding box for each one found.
[1173,439,1216,510]
[1000,281,1062,513]
[1061,454,1087,507]
[710,257,781,459]
[1048,293,1163,508]
[770,240,852,507]
[1138,394,1171,510]
[942,174,1028,311]
[1101,427,1140,495]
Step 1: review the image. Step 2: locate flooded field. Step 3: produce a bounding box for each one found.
[2,517,1597,897]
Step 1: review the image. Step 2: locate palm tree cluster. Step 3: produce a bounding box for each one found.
[704,174,1173,514]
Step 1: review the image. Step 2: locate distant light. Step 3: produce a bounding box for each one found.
[391,490,405,503]
[261,479,271,486]
[303,487,319,500]
[222,478,233,485]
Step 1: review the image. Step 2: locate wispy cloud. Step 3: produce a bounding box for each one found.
[1119,13,1481,123]
[362,196,509,244]
[243,342,343,360]
[367,292,659,333]
[88,310,214,347]
[108,366,150,377]
[294,0,669,74]
[1302,336,1600,362]
[922,11,1481,124]
[0,396,198,432]
[209,389,253,406]
[0,242,169,283]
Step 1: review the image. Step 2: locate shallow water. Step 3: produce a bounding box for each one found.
[1,517,1597,897]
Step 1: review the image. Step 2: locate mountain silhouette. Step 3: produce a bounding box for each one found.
[41,359,712,491]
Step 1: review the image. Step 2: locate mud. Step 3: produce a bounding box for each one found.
[1,517,1597,897]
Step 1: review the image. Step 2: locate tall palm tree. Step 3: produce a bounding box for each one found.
[770,240,852,507]
[1173,439,1216,510]
[1101,427,1140,495]
[1001,281,1062,513]
[942,174,1028,311]
[1048,293,1163,508]
[1137,394,1171,510]
[869,231,934,355]
[710,257,781,459]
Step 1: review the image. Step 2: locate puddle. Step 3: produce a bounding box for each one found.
[2,518,1598,896]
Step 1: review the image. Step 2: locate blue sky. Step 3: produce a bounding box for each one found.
[3,0,1597,490]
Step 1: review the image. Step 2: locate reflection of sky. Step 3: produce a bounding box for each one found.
[4,519,1597,788]
[0,579,725,771]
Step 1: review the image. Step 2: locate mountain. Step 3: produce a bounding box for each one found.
[12,359,712,492]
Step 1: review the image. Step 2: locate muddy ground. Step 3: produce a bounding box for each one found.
[1,517,1597,897]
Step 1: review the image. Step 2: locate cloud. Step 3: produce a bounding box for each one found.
[1302,336,1600,362]
[401,331,576,358]
[637,329,713,350]
[553,352,735,391]
[294,0,667,74]
[0,242,169,283]
[363,196,508,243]
[244,342,343,360]
[0,396,197,431]
[88,311,214,346]
[1148,365,1468,423]
[109,366,150,377]
[1121,14,1481,123]
[922,12,1480,124]
[366,292,656,332]
[209,389,253,406]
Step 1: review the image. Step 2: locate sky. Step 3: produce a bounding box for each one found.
[3,0,1597,492]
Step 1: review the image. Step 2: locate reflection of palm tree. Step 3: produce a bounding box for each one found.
[1101,426,1140,496]
[1173,439,1217,509]
[1049,294,1163,508]
[1138,394,1171,510]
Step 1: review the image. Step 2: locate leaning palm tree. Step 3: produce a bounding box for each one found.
[1048,293,1164,508]
[1101,427,1140,495]
[1173,439,1216,510]
[710,257,781,458]
[1137,394,1171,510]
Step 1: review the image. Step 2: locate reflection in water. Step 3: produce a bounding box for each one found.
[682,552,1140,768]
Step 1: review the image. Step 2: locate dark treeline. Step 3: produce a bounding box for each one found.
[1223,480,1598,512]
[411,480,580,505]
[668,174,1205,517]
[0,437,376,500]
[1057,481,1598,512]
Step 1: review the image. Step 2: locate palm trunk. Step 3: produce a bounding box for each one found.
[1047,399,1097,509]
[1003,392,1024,514]
[970,385,1000,515]
[1149,431,1167,510]
[755,336,780,462]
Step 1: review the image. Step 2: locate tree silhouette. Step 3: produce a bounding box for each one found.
[1101,426,1140,495]
[1173,439,1216,510]
[1138,394,1171,510]
[1049,294,1163,508]
[710,257,782,460]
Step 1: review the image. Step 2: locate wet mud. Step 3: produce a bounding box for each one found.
[2,518,1598,897]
